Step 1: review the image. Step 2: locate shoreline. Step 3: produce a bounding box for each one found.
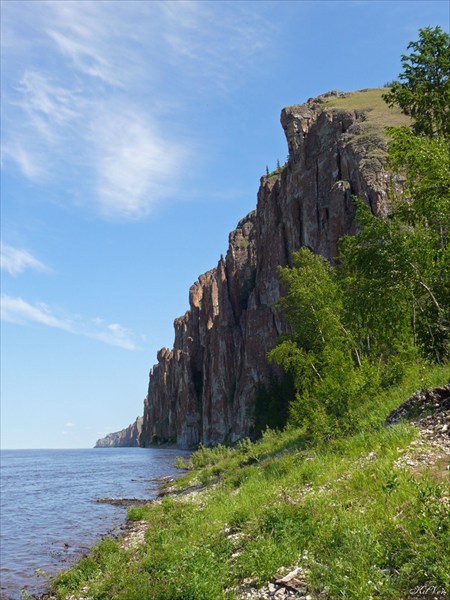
[29,473,189,600]
[26,378,450,600]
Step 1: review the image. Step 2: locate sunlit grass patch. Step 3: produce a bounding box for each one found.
[322,88,411,131]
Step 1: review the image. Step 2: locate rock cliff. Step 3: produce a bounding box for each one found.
[95,416,143,448]
[141,89,395,449]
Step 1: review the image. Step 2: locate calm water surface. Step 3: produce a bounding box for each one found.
[0,448,188,599]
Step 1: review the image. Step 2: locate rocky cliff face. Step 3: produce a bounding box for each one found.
[141,90,392,449]
[95,416,143,448]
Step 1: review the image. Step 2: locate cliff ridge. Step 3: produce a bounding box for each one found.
[141,89,397,449]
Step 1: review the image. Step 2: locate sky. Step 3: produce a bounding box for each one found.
[1,0,448,449]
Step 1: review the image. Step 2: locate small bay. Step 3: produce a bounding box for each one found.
[0,447,188,599]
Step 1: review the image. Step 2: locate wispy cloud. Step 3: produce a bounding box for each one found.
[17,70,80,142]
[45,0,134,87]
[1,242,51,276]
[1,144,45,181]
[48,29,115,86]
[159,1,269,90]
[88,320,139,350]
[1,294,138,350]
[91,108,184,218]
[1,69,79,180]
[1,295,71,330]
[1,1,273,220]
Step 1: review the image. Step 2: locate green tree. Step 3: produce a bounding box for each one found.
[339,200,415,366]
[387,126,450,230]
[382,26,450,137]
[386,127,449,361]
[270,27,449,438]
[343,26,450,363]
[339,127,450,363]
[268,249,365,438]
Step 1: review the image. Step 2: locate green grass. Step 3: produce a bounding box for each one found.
[322,88,411,132]
[264,163,286,181]
[48,361,449,599]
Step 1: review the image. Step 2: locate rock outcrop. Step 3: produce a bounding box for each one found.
[95,416,143,448]
[385,385,450,474]
[385,385,450,430]
[141,90,393,449]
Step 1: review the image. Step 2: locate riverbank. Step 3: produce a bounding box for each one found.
[33,472,190,600]
[0,448,189,600]
[41,362,449,600]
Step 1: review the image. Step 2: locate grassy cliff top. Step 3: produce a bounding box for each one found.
[323,87,411,130]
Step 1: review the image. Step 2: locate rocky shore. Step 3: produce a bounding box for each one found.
[37,384,450,600]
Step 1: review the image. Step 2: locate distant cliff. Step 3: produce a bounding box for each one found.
[95,416,143,448]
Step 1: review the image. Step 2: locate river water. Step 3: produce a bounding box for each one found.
[0,447,188,599]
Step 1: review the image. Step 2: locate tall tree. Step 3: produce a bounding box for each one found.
[386,127,449,361]
[268,249,364,437]
[383,26,450,138]
[269,27,449,438]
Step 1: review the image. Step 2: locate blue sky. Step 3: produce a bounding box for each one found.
[1,0,448,449]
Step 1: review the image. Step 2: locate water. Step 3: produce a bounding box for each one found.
[0,448,188,599]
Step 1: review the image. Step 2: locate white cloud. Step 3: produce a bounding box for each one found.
[1,295,71,330]
[18,70,80,142]
[45,0,133,87]
[1,69,79,179]
[64,422,75,428]
[1,0,273,219]
[48,29,115,85]
[159,1,269,90]
[1,144,45,181]
[1,294,138,350]
[1,242,51,276]
[88,321,137,351]
[92,109,183,218]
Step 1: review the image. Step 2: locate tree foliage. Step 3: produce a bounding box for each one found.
[378,27,450,360]
[268,27,449,436]
[339,200,414,362]
[386,128,450,360]
[340,197,449,365]
[382,26,450,137]
[268,249,367,438]
[387,126,450,228]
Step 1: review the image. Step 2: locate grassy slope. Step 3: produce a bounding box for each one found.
[50,361,449,600]
[322,88,411,132]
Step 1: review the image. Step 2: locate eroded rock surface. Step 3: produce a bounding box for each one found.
[142,91,392,449]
